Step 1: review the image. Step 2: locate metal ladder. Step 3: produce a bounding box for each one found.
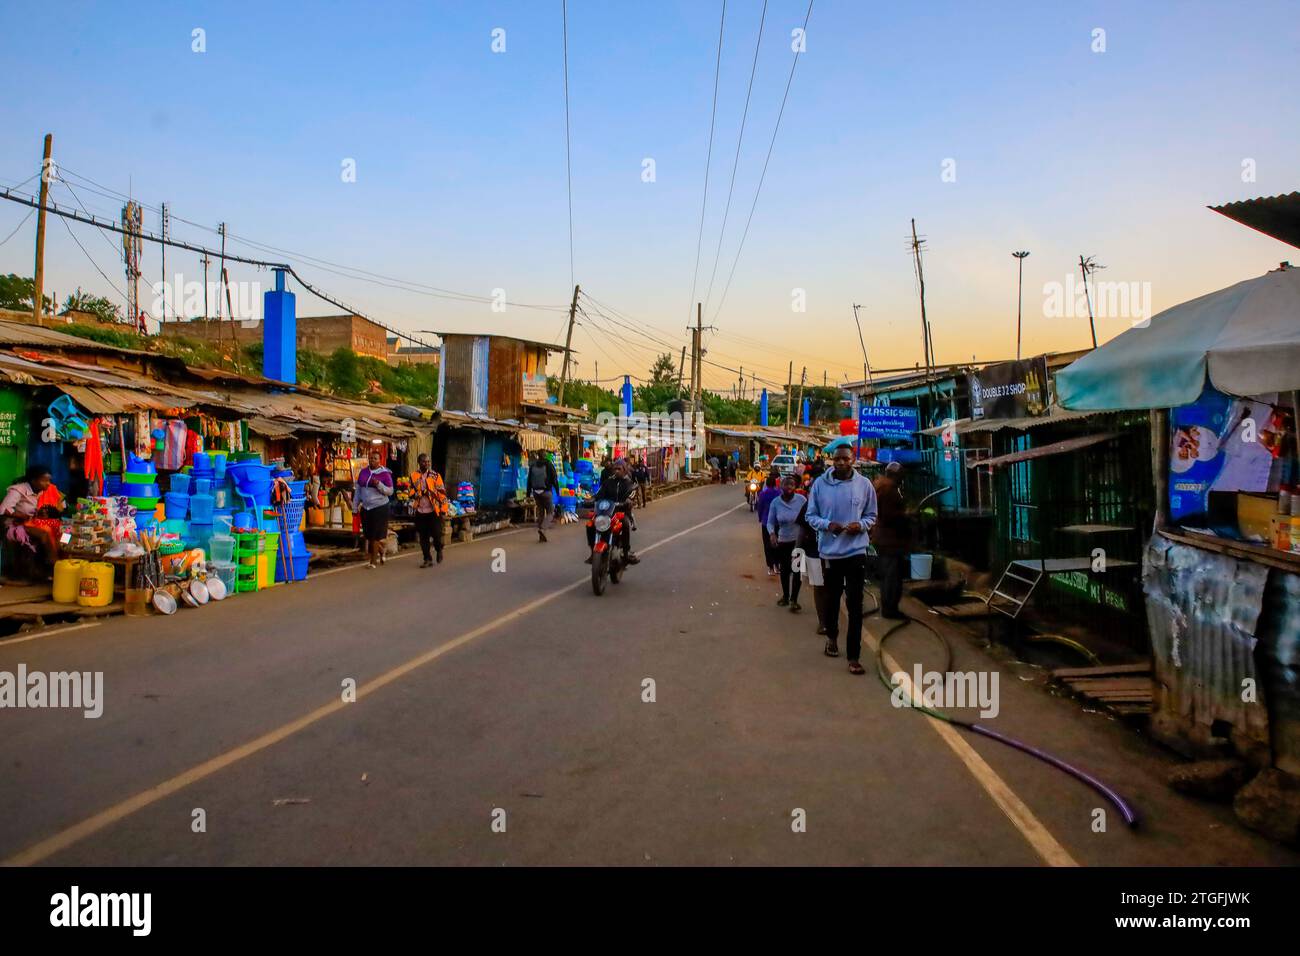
[986,560,1044,620]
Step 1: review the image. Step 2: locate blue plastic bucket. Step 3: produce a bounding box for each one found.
[193,478,211,495]
[190,493,215,524]
[211,453,227,479]
[193,452,210,472]
[164,492,190,520]
[274,549,311,582]
[168,473,191,495]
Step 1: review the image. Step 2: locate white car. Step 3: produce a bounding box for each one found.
[771,454,799,476]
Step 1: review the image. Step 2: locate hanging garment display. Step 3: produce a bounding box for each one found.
[162,419,188,471]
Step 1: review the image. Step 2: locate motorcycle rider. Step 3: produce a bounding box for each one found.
[585,458,640,565]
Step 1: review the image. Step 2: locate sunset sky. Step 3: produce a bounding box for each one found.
[1,0,1297,391]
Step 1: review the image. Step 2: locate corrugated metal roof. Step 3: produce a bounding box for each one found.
[0,318,151,354]
[1209,192,1300,249]
[971,431,1119,469]
[921,404,1102,436]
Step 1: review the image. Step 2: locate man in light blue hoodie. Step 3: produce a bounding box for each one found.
[805,446,878,673]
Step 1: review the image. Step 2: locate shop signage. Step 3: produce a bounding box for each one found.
[858,405,919,440]
[1169,386,1276,521]
[968,357,1049,419]
[521,372,548,403]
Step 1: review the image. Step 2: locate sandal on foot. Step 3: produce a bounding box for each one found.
[848,661,866,675]
[824,640,840,658]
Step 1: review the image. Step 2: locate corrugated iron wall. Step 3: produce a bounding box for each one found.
[488,338,520,421]
[1144,535,1271,763]
[1256,566,1300,775]
[441,336,475,412]
[471,337,489,414]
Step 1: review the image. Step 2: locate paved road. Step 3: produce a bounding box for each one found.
[1,483,1295,865]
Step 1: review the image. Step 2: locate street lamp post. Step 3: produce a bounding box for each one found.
[1012,251,1030,360]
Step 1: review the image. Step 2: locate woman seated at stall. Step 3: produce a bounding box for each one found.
[1,465,65,582]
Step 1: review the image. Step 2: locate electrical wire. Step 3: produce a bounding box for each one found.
[0,208,34,247]
[55,213,130,309]
[686,0,727,325]
[701,0,767,315]
[561,0,575,288]
[710,0,813,325]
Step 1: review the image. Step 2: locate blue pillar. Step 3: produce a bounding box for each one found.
[620,375,633,419]
[759,389,769,426]
[801,397,810,426]
[263,269,296,384]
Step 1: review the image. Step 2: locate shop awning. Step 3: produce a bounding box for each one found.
[1056,266,1300,410]
[517,429,559,452]
[246,416,297,439]
[970,432,1119,469]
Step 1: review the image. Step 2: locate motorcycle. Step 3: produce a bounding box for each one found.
[746,479,759,511]
[589,497,635,595]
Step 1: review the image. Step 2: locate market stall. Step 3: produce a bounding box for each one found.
[1057,263,1300,773]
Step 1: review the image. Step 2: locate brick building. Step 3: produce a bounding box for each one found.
[159,313,389,360]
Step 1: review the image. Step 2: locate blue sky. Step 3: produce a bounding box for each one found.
[1,0,1297,391]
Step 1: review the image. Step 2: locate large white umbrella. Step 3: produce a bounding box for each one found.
[1057,265,1300,410]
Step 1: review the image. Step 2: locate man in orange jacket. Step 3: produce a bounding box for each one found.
[409,453,449,567]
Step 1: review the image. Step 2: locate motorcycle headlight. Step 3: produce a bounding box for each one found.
[593,515,612,532]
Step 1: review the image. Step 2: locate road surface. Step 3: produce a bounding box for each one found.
[0,483,1294,866]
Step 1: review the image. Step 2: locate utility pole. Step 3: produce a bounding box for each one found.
[852,302,873,386]
[784,361,793,428]
[910,219,935,403]
[32,134,53,323]
[160,203,170,324]
[692,303,703,419]
[201,253,211,320]
[216,223,227,355]
[796,367,806,426]
[676,345,686,396]
[1013,250,1030,360]
[1079,254,1103,349]
[557,283,581,407]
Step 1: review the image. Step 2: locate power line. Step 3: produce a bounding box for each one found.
[701,0,767,315]
[0,186,437,350]
[561,0,575,288]
[686,0,727,325]
[55,213,129,309]
[0,208,34,246]
[53,164,568,312]
[709,0,813,325]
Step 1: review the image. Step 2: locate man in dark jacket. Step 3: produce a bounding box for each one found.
[586,458,639,564]
[870,462,911,619]
[528,451,559,543]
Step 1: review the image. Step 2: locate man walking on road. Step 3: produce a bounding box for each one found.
[529,450,559,543]
[409,453,449,567]
[871,461,910,619]
[805,446,878,674]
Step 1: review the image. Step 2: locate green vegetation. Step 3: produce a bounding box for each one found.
[63,288,121,324]
[0,273,53,314]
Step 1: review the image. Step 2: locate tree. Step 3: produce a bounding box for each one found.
[63,288,121,324]
[649,352,677,386]
[0,273,53,314]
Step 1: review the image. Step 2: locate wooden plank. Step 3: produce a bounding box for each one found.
[1051,662,1151,679]
[1063,677,1153,691]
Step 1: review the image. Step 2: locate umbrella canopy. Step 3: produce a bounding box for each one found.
[1056,266,1300,411]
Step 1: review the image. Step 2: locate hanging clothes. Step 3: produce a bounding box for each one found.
[84,418,105,484]
[162,419,188,471]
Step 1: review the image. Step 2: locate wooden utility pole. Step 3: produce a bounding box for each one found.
[201,253,211,320]
[32,134,53,323]
[556,283,580,406]
[1079,254,1102,349]
[784,361,793,428]
[676,345,686,395]
[795,367,806,425]
[692,304,703,418]
[160,203,170,324]
[852,302,873,386]
[911,219,935,403]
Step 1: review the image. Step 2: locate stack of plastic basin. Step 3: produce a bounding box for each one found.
[168,473,191,495]
[274,480,310,582]
[164,491,190,520]
[127,453,155,475]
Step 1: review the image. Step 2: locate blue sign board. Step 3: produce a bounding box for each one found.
[858,404,919,440]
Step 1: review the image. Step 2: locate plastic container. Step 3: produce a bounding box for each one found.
[122,482,162,499]
[210,561,238,593]
[128,496,159,512]
[193,452,210,472]
[77,562,115,607]
[274,549,311,582]
[909,553,934,580]
[190,493,215,524]
[193,478,211,495]
[212,453,228,479]
[214,514,234,535]
[209,535,236,564]
[162,518,188,536]
[124,471,157,485]
[53,559,85,604]
[168,473,191,495]
[127,452,156,475]
[164,492,190,520]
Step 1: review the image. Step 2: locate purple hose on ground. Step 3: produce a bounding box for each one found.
[970,722,1139,827]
